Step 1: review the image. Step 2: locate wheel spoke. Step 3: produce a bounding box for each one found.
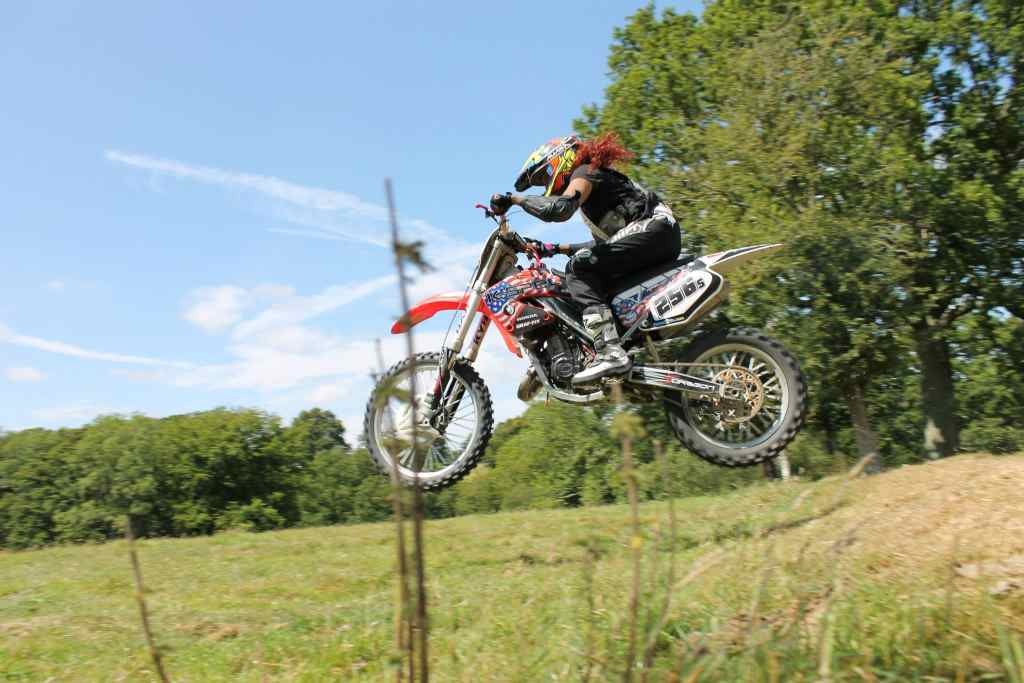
[682,342,790,449]
[398,448,415,467]
[372,356,485,479]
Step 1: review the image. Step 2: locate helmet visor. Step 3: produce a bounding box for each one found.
[529,164,552,189]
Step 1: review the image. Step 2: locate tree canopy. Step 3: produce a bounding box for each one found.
[579,0,1024,462]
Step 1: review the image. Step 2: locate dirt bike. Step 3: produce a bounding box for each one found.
[365,207,806,490]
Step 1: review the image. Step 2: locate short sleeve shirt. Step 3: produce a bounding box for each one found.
[570,165,654,241]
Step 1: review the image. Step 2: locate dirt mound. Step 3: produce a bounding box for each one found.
[799,454,1024,592]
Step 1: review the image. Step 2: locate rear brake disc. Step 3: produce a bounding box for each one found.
[711,366,764,423]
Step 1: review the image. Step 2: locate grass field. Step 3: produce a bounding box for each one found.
[2,453,1023,681]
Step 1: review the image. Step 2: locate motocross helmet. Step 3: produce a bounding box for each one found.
[514,135,581,196]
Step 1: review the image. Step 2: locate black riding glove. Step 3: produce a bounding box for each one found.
[523,237,558,257]
[490,192,513,215]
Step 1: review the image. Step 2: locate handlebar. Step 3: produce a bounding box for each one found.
[476,202,543,266]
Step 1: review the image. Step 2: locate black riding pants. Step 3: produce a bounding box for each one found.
[565,214,682,310]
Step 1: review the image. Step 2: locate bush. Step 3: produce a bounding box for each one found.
[52,501,119,544]
[961,417,1023,455]
[215,498,286,532]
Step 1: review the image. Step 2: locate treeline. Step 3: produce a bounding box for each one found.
[0,403,775,550]
[0,408,372,549]
[2,311,1019,551]
[578,0,1024,463]
[5,0,1024,549]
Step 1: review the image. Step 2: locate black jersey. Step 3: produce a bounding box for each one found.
[570,165,658,241]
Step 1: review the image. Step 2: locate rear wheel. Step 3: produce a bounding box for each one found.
[364,352,494,490]
[664,328,805,467]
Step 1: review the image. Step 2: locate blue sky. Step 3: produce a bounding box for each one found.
[1,1,701,435]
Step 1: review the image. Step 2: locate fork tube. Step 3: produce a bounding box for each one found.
[464,317,491,362]
[448,242,507,358]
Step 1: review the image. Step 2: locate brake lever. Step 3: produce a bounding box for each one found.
[474,203,499,223]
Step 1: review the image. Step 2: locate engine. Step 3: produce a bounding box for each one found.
[537,329,585,389]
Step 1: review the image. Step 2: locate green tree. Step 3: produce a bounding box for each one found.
[483,402,617,510]
[297,447,391,525]
[581,0,1024,460]
[281,408,350,462]
[954,311,1024,453]
[0,427,83,548]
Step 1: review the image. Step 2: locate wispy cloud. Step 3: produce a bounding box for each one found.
[265,205,392,247]
[23,152,522,431]
[183,284,295,334]
[104,149,476,255]
[46,280,66,291]
[183,285,251,334]
[105,150,385,217]
[170,333,410,391]
[31,404,125,425]
[232,275,397,339]
[5,366,47,382]
[0,323,192,368]
[104,150,437,248]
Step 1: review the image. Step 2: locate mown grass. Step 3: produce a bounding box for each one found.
[1,453,1023,681]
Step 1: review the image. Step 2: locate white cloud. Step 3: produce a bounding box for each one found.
[306,379,356,405]
[105,150,419,248]
[37,151,536,435]
[46,280,66,291]
[105,150,386,217]
[170,333,400,392]
[31,404,124,425]
[5,366,46,382]
[183,285,251,333]
[233,275,396,339]
[104,149,476,258]
[182,284,296,334]
[266,205,391,247]
[0,323,192,368]
[404,266,473,304]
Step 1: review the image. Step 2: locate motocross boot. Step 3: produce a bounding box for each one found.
[572,305,632,385]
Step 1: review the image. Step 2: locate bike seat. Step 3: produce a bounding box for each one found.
[607,253,696,296]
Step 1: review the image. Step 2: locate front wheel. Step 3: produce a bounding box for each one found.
[664,328,806,467]
[364,352,494,490]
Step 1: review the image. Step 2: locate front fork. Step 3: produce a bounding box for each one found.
[429,316,491,430]
[427,217,512,427]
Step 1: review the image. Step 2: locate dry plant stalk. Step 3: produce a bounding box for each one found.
[374,339,412,683]
[640,439,677,681]
[125,515,171,683]
[945,533,960,632]
[386,179,430,682]
[578,539,600,683]
[610,382,642,682]
[815,523,861,682]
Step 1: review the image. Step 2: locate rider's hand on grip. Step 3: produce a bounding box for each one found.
[490,192,513,215]
[523,237,557,257]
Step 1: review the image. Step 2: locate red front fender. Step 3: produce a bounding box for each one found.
[391,292,521,357]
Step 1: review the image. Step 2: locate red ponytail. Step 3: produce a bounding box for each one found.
[577,132,634,169]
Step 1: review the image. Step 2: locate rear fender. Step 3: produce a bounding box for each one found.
[701,243,783,275]
[391,292,521,357]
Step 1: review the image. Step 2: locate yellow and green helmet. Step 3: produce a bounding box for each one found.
[514,135,581,196]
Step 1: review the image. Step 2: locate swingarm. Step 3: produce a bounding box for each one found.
[627,363,765,420]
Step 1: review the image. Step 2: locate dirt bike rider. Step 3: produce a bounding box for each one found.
[490,133,682,385]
